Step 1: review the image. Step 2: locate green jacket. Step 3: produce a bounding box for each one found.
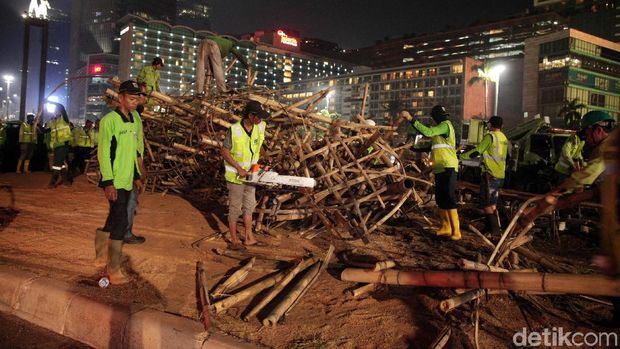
[74,127,95,148]
[97,109,144,191]
[205,35,249,68]
[460,130,508,179]
[413,120,458,173]
[19,123,37,144]
[554,134,585,175]
[137,65,160,93]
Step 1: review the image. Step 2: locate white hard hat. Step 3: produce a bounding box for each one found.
[366,119,376,126]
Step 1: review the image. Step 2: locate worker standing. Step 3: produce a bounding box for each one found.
[137,57,163,103]
[70,119,95,176]
[96,80,145,285]
[401,105,461,240]
[221,100,269,249]
[459,116,509,236]
[554,131,586,184]
[46,103,72,187]
[16,114,37,174]
[196,35,252,95]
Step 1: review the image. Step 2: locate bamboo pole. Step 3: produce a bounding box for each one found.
[349,283,378,298]
[458,259,508,272]
[211,270,287,314]
[340,268,620,297]
[242,257,319,321]
[212,257,256,298]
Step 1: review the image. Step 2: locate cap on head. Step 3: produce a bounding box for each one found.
[118,80,146,96]
[488,115,503,129]
[244,100,270,120]
[430,105,449,122]
[152,57,164,67]
[580,110,614,130]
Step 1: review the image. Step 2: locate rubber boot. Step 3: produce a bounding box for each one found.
[435,209,452,236]
[23,160,30,174]
[449,209,462,240]
[48,171,60,188]
[16,159,23,174]
[107,240,130,285]
[94,228,109,268]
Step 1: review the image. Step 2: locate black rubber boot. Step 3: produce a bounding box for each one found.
[61,168,72,186]
[48,171,60,188]
[124,231,146,244]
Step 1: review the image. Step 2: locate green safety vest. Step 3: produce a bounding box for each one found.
[224,120,266,184]
[554,134,585,175]
[481,130,508,179]
[90,129,99,146]
[49,117,72,147]
[74,127,95,148]
[19,123,36,144]
[430,120,458,173]
[137,65,160,93]
[97,110,143,191]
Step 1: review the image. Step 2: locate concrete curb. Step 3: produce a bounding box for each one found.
[0,266,257,349]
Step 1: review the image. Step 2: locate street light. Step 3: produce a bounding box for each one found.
[3,75,14,120]
[489,64,506,116]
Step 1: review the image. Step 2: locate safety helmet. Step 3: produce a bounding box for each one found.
[152,57,165,67]
[366,119,376,126]
[430,105,449,123]
[580,110,614,129]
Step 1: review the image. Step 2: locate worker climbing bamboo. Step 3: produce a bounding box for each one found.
[95,80,146,285]
[16,113,37,174]
[221,100,269,249]
[137,57,163,105]
[195,34,253,95]
[459,116,509,236]
[400,105,461,240]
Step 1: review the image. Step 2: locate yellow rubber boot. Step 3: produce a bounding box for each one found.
[435,209,452,236]
[449,209,461,240]
[107,240,130,285]
[94,228,110,268]
[23,160,30,174]
[16,159,23,174]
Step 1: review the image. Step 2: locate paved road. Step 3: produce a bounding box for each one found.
[0,311,91,349]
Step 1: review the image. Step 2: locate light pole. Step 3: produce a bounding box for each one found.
[3,75,14,119]
[489,65,506,116]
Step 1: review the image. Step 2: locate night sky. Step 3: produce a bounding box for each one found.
[0,0,532,114]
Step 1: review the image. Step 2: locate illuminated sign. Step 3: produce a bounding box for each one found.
[90,64,104,74]
[276,30,298,47]
[120,26,130,36]
[28,0,51,19]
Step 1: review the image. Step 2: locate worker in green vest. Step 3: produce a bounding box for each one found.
[554,132,586,183]
[221,100,269,249]
[196,35,252,95]
[401,105,461,240]
[16,113,37,174]
[460,116,509,236]
[70,119,95,176]
[46,103,73,187]
[137,57,163,95]
[95,80,146,285]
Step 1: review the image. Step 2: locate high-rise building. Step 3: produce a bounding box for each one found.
[118,16,353,94]
[349,13,567,68]
[176,0,211,30]
[279,57,488,137]
[523,28,620,125]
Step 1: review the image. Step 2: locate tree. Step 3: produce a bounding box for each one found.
[557,98,585,129]
[468,61,504,119]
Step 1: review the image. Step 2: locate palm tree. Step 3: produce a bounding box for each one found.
[557,98,585,129]
[468,62,493,119]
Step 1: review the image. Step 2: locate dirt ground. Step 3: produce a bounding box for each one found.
[0,172,617,348]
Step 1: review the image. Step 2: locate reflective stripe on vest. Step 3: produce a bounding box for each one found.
[224,121,265,184]
[554,135,584,175]
[430,120,458,173]
[481,131,508,179]
[51,118,72,145]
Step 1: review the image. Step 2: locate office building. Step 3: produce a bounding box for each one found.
[279,57,488,135]
[117,16,353,94]
[523,28,620,125]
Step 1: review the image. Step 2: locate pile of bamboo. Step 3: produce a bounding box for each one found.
[88,78,432,240]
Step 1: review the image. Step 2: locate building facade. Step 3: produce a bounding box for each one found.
[523,29,620,125]
[279,57,487,132]
[117,16,353,94]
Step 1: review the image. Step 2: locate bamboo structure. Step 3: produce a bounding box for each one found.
[86,78,429,241]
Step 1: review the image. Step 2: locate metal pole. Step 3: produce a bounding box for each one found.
[494,76,500,116]
[38,20,48,115]
[19,19,31,122]
[5,81,10,119]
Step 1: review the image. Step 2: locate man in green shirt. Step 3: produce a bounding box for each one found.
[401,105,461,240]
[70,119,95,176]
[137,57,163,105]
[554,132,586,183]
[196,35,252,95]
[46,104,73,187]
[460,116,509,236]
[95,80,145,285]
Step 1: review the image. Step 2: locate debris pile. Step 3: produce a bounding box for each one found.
[88,78,433,240]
